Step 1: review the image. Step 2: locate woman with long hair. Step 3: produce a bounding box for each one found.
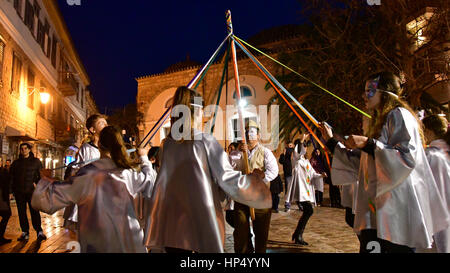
[422,114,450,252]
[144,86,271,253]
[320,71,450,253]
[32,126,157,253]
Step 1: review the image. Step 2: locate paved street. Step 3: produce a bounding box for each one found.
[0,184,359,253]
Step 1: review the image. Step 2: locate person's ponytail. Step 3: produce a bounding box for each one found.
[99,126,139,170]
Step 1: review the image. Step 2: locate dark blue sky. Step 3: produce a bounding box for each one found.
[57,0,305,113]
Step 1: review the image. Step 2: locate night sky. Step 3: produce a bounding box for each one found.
[57,0,305,113]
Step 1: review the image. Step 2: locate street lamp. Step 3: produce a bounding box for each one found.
[28,86,51,104]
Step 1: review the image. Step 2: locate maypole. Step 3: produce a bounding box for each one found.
[226,10,256,221]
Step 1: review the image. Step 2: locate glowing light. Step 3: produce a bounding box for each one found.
[40,92,50,104]
[239,99,247,108]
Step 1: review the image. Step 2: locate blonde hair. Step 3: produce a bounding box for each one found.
[366,72,424,145]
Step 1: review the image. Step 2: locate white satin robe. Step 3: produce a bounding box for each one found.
[426,140,450,253]
[144,130,272,253]
[32,156,157,253]
[68,142,101,223]
[331,107,450,249]
[286,144,323,204]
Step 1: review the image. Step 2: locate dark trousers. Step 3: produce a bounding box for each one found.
[293,201,313,236]
[329,184,341,207]
[14,192,42,233]
[315,191,323,205]
[0,207,11,238]
[233,202,272,253]
[271,193,280,211]
[359,229,414,253]
[344,207,354,228]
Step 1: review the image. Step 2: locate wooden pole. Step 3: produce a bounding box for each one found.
[226,10,255,221]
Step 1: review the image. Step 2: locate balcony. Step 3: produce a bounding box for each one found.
[58,72,79,96]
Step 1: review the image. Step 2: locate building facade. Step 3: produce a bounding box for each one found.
[0,0,97,178]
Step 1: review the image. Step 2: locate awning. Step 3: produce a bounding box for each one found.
[4,126,37,141]
[37,139,63,149]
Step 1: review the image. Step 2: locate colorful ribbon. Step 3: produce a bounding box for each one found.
[232,37,331,168]
[233,35,372,119]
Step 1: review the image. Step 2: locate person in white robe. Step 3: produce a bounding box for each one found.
[32,126,156,253]
[422,114,450,253]
[63,114,108,231]
[286,135,326,245]
[144,87,272,253]
[319,71,450,253]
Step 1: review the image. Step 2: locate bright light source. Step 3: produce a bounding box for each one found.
[40,92,50,104]
[239,99,247,108]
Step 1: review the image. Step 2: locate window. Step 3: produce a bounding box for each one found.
[43,20,49,54]
[232,86,253,99]
[39,81,45,117]
[47,95,53,121]
[11,53,22,94]
[27,69,35,109]
[232,117,257,141]
[46,35,51,58]
[37,20,44,49]
[14,0,23,18]
[33,1,40,38]
[24,0,34,33]
[51,35,57,67]
[0,41,5,84]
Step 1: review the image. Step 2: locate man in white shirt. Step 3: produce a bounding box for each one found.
[233,120,278,253]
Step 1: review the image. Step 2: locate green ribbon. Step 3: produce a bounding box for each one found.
[210,43,231,134]
[233,35,372,119]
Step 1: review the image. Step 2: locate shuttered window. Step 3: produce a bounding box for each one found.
[0,41,5,84]
[11,53,22,94]
[27,69,35,109]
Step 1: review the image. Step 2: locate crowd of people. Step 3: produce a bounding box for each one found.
[0,71,449,253]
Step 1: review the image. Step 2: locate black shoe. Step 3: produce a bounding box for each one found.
[292,233,309,246]
[37,231,47,241]
[17,232,29,241]
[272,209,279,213]
[0,237,12,245]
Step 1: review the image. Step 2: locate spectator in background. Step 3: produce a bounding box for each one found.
[279,141,294,212]
[310,149,326,206]
[10,143,46,241]
[0,159,12,245]
[270,174,283,213]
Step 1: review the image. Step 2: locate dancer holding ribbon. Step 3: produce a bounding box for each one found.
[319,71,450,253]
[32,126,156,253]
[286,134,326,246]
[144,86,271,253]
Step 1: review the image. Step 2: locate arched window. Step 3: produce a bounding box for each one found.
[233,86,253,99]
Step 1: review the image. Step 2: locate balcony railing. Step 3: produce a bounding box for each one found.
[58,72,79,96]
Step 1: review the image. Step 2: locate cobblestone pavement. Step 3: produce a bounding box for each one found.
[224,185,359,253]
[0,185,359,253]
